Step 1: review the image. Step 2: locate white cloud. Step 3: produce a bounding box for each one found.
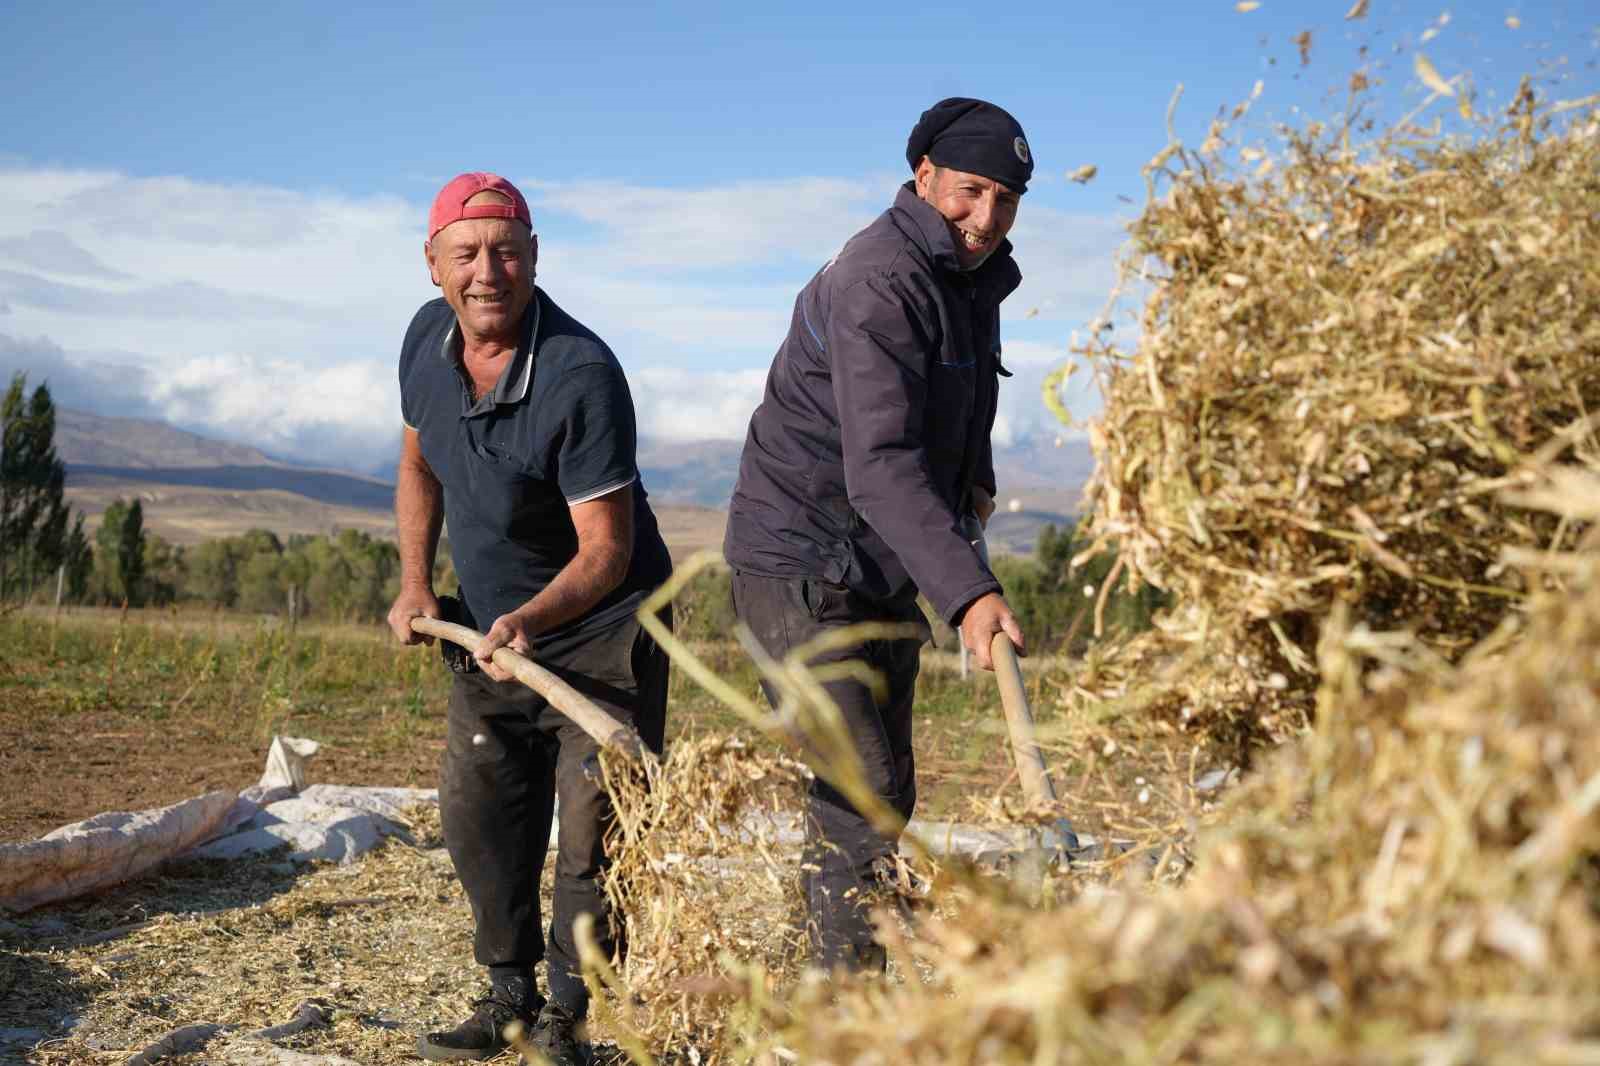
[146,352,401,466]
[1003,205,1130,326]
[991,409,1017,449]
[1001,338,1070,368]
[0,332,401,474]
[628,367,769,441]
[0,230,128,280]
[527,176,894,270]
[0,163,1123,472]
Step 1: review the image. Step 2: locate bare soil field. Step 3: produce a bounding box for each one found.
[0,605,1212,1065]
[0,605,1194,848]
[64,479,400,547]
[63,475,729,563]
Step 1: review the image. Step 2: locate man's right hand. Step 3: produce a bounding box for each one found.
[387,586,440,645]
[959,591,1025,671]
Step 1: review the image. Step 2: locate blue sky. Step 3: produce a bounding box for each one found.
[1,0,1594,474]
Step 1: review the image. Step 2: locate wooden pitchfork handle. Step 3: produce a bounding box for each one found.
[991,632,1080,854]
[990,631,1058,805]
[409,616,645,764]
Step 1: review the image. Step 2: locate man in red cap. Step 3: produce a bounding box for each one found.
[723,99,1035,971]
[388,172,673,1062]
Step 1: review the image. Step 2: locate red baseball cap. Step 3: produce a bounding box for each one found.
[427,172,532,241]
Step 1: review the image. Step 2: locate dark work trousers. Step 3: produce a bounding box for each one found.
[438,610,670,1017]
[730,570,925,972]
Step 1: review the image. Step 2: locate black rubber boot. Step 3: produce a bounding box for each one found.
[417,986,539,1062]
[529,1000,585,1066]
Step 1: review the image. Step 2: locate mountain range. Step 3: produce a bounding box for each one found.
[56,409,1093,556]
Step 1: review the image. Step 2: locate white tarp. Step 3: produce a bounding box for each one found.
[259,735,320,791]
[1,729,1135,916]
[192,784,438,865]
[0,789,239,915]
[0,735,364,914]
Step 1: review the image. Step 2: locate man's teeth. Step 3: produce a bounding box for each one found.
[468,294,505,303]
[962,231,990,250]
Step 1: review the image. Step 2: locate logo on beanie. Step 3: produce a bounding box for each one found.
[1014,137,1031,165]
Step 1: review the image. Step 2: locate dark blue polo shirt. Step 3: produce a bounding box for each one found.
[399,287,672,644]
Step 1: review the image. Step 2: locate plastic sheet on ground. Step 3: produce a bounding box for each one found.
[192,784,439,865]
[0,790,238,914]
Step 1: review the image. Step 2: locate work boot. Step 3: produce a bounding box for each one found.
[417,981,540,1062]
[528,1000,584,1066]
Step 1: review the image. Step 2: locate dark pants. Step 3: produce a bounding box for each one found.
[730,570,924,971]
[438,612,670,1016]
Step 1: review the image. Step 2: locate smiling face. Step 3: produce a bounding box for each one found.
[424,191,536,344]
[913,158,1021,270]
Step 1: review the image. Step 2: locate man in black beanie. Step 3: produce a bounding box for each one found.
[723,97,1032,971]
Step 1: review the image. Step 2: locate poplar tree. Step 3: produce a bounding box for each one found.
[64,512,93,602]
[0,373,69,602]
[95,498,147,606]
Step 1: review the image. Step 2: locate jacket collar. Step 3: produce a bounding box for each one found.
[889,182,1021,302]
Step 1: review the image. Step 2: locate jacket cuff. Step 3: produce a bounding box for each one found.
[941,578,1004,627]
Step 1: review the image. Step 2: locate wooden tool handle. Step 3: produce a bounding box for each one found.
[410,616,644,763]
[991,632,1058,806]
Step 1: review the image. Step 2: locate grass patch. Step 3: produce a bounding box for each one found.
[2,607,1197,845]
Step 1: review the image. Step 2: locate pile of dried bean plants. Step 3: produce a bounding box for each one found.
[726,463,1600,1065]
[1067,80,1600,749]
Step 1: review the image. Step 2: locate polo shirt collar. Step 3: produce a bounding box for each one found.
[440,289,543,414]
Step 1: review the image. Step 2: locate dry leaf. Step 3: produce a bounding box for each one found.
[1414,52,1456,96]
[1068,164,1099,184]
[1345,0,1369,18]
[1236,1,1260,11]
[1506,15,1521,29]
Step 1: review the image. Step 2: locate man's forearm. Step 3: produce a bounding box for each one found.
[396,457,444,591]
[513,541,630,635]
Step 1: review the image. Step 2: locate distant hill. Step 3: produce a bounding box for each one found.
[68,463,394,511]
[53,408,1092,556]
[636,431,1094,518]
[56,409,401,544]
[990,433,1097,495]
[983,508,1078,556]
[52,409,729,555]
[64,474,398,547]
[55,408,283,469]
[637,438,744,508]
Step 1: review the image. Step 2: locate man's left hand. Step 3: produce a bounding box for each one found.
[475,609,537,682]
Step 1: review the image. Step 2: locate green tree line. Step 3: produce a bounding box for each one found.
[671,521,1165,655]
[6,369,1161,641]
[0,371,427,621]
[37,498,418,623]
[139,524,418,622]
[988,522,1167,655]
